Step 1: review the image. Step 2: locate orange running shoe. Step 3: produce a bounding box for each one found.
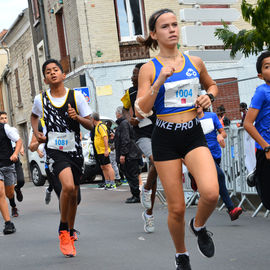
[70,236,77,257]
[59,230,74,257]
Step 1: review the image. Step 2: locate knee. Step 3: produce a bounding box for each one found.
[202,190,219,205]
[168,203,186,220]
[62,184,75,194]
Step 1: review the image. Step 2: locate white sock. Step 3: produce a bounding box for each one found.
[144,212,153,218]
[176,251,189,257]
[193,218,205,231]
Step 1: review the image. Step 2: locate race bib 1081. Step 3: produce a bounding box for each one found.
[47,131,76,152]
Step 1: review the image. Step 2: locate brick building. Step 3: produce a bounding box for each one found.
[0,0,262,180]
[1,8,39,179]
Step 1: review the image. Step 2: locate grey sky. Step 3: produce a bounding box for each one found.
[0,0,28,31]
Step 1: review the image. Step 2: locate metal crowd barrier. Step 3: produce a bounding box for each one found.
[155,126,269,218]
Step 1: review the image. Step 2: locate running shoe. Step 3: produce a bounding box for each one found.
[59,230,74,257]
[228,207,242,221]
[11,207,19,217]
[175,254,192,270]
[104,184,116,190]
[125,196,140,203]
[15,187,23,202]
[247,169,256,187]
[72,229,80,241]
[142,210,155,233]
[45,188,52,205]
[115,180,122,187]
[141,187,152,209]
[98,183,105,188]
[70,236,77,257]
[3,221,16,235]
[189,218,215,258]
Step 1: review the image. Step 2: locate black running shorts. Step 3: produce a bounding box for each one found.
[152,117,207,161]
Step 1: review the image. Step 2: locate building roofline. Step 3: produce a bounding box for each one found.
[0,8,27,42]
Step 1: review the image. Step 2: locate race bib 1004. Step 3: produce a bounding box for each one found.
[164,78,199,108]
[47,132,76,152]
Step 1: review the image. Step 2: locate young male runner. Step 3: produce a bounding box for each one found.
[31,59,92,257]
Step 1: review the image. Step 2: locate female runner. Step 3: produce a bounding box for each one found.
[135,9,219,270]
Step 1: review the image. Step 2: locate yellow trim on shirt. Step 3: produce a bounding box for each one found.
[46,88,70,108]
[73,90,79,114]
[156,107,196,117]
[150,60,156,85]
[186,54,200,74]
[155,52,185,73]
[41,93,44,119]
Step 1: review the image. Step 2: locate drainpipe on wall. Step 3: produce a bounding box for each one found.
[38,0,50,59]
[3,71,14,126]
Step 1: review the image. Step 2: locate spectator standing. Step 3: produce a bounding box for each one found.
[244,51,270,210]
[217,105,231,127]
[105,120,122,186]
[92,113,116,189]
[114,106,142,203]
[239,102,248,127]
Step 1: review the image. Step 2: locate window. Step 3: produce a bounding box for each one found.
[115,0,145,42]
[27,58,36,100]
[55,8,70,73]
[31,0,40,21]
[14,69,23,107]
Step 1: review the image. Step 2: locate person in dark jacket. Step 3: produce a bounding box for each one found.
[114,106,142,203]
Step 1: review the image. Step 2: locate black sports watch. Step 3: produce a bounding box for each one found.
[206,93,215,103]
[264,146,270,153]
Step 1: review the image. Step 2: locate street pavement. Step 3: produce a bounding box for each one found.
[0,181,269,270]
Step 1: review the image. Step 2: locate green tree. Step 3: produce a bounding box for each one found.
[215,0,270,58]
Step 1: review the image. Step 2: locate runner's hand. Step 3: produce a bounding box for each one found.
[35,132,46,143]
[196,95,211,109]
[217,134,225,148]
[130,117,139,127]
[10,153,18,162]
[265,151,270,160]
[68,103,78,120]
[157,66,175,85]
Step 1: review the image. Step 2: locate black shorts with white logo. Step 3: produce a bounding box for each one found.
[97,154,111,166]
[47,150,83,186]
[152,117,207,161]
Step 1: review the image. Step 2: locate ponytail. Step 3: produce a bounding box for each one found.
[137,35,158,50]
[137,8,175,51]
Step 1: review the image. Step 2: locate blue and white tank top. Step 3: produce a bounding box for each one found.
[151,53,200,116]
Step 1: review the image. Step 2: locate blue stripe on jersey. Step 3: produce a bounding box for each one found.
[152,53,200,116]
